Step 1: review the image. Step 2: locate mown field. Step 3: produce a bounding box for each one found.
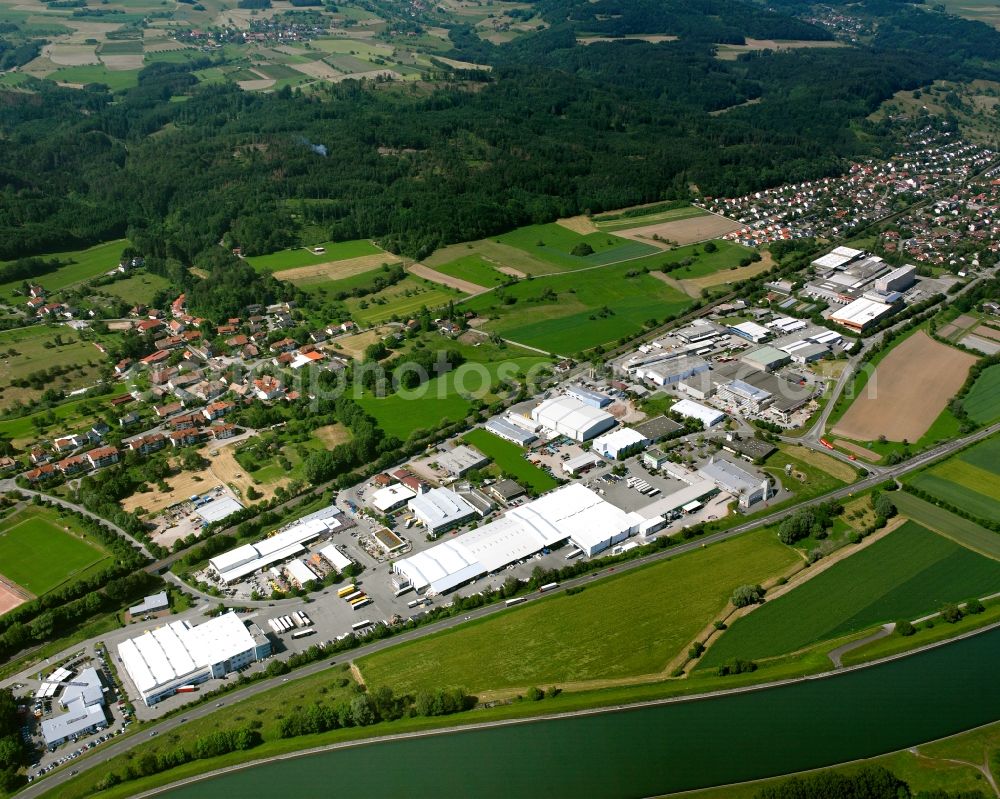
[461,428,559,494]
[345,277,465,326]
[461,260,695,354]
[100,272,172,305]
[0,506,110,596]
[592,203,709,233]
[432,255,508,287]
[356,530,799,694]
[892,491,1000,560]
[494,223,660,271]
[699,521,1000,668]
[963,363,1000,424]
[245,240,383,272]
[906,436,1000,522]
[763,444,854,504]
[0,239,128,302]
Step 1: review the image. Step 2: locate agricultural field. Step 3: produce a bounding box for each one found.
[0,391,131,449]
[595,202,743,248]
[0,505,110,598]
[906,436,1000,522]
[941,0,1000,28]
[422,255,507,289]
[892,491,1000,560]
[461,428,559,494]
[714,38,847,60]
[831,331,976,443]
[356,529,799,695]
[245,240,384,273]
[962,363,1000,424]
[344,277,466,326]
[494,223,660,271]
[699,521,1000,668]
[461,259,695,355]
[0,239,129,302]
[99,272,172,305]
[763,444,854,504]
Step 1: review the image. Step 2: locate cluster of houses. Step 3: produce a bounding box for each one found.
[703,131,995,247]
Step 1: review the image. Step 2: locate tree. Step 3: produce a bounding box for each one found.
[703,241,717,253]
[895,619,916,636]
[570,242,594,257]
[940,603,963,624]
[731,584,764,608]
[965,598,985,615]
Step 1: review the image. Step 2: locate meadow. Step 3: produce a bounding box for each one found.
[892,491,1000,560]
[344,278,465,326]
[699,521,1000,668]
[592,203,709,233]
[907,436,1000,522]
[245,240,383,273]
[0,239,128,302]
[0,506,110,596]
[962,363,1000,424]
[431,255,508,288]
[461,260,695,355]
[356,530,799,695]
[494,223,660,271]
[0,325,108,410]
[461,428,559,494]
[100,272,172,305]
[763,444,853,504]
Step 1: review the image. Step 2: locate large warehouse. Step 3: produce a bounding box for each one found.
[830,297,895,332]
[531,396,616,441]
[118,613,271,706]
[408,487,479,537]
[671,398,725,428]
[391,484,639,594]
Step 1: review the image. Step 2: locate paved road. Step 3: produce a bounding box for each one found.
[16,416,1000,799]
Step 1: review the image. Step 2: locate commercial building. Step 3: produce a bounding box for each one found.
[434,445,489,477]
[874,264,916,293]
[195,495,245,525]
[642,448,670,470]
[674,320,725,343]
[565,384,612,408]
[531,396,616,442]
[488,479,526,504]
[392,484,640,593]
[633,415,684,442]
[811,246,864,271]
[779,340,831,364]
[729,321,772,344]
[720,434,776,462]
[40,668,108,748]
[128,591,169,617]
[562,452,603,476]
[830,297,895,332]
[636,356,710,387]
[209,507,342,584]
[592,427,649,460]
[678,370,716,401]
[670,398,725,428]
[118,613,271,706]
[318,544,353,573]
[741,345,791,373]
[484,416,537,446]
[716,379,773,414]
[370,484,418,514]
[635,480,720,520]
[408,487,479,537]
[699,456,771,509]
[284,558,318,587]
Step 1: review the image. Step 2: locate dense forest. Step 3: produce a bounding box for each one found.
[2,0,1000,316]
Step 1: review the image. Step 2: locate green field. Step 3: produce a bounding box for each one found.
[494,223,660,271]
[100,272,172,305]
[963,364,1000,424]
[292,266,397,295]
[47,65,141,91]
[907,437,1000,521]
[345,278,465,325]
[432,255,508,287]
[0,507,109,597]
[892,491,1000,560]
[461,259,694,354]
[0,239,130,301]
[461,428,559,494]
[764,445,853,504]
[700,521,1000,668]
[357,530,798,694]
[245,239,383,272]
[593,204,709,233]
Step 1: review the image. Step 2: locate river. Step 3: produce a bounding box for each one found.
[161,626,1000,798]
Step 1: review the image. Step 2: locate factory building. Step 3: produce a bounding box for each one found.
[484,416,538,446]
[674,320,725,343]
[40,668,108,748]
[565,384,612,408]
[716,379,773,414]
[434,445,489,477]
[636,356,710,387]
[830,297,895,332]
[408,487,479,537]
[699,456,771,510]
[741,345,791,373]
[531,396,616,442]
[811,246,864,271]
[369,484,418,514]
[118,613,271,706]
[728,321,772,344]
[592,427,649,460]
[874,264,916,293]
[671,398,725,428]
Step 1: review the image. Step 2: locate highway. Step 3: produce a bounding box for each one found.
[16,416,1000,799]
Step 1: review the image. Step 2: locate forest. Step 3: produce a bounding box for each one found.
[1,0,1000,318]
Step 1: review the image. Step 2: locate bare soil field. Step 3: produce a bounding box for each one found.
[432,55,491,71]
[45,44,99,66]
[613,212,742,247]
[237,78,276,91]
[555,215,598,235]
[495,265,527,278]
[274,253,399,284]
[408,263,484,294]
[835,439,882,463]
[715,38,847,60]
[937,323,959,339]
[100,54,144,70]
[0,579,29,616]
[971,324,1000,342]
[313,423,351,448]
[832,331,977,442]
[289,59,343,80]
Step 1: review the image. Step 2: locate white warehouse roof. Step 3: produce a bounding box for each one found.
[671,399,725,428]
[408,487,477,532]
[209,516,335,584]
[830,297,894,330]
[370,484,417,513]
[531,396,616,441]
[593,427,649,459]
[284,559,317,586]
[319,544,353,572]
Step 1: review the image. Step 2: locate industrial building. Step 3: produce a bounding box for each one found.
[484,416,538,446]
[635,480,720,520]
[195,495,245,525]
[118,613,271,706]
[565,384,612,408]
[434,445,489,477]
[636,356,710,387]
[40,668,107,748]
[728,321,772,344]
[562,452,603,476]
[716,379,773,414]
[699,456,771,509]
[318,543,353,573]
[643,448,670,470]
[208,506,343,583]
[674,320,725,343]
[408,487,479,537]
[633,415,684,442]
[531,395,616,441]
[128,591,169,617]
[811,246,864,271]
[488,479,526,504]
[670,398,725,428]
[741,345,791,373]
[284,559,319,587]
[391,484,641,594]
[874,264,916,293]
[369,484,418,514]
[830,297,895,332]
[592,427,649,460]
[779,340,830,364]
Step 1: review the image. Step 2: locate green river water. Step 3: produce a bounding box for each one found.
[162,627,1000,799]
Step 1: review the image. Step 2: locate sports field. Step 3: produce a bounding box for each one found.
[832,332,976,443]
[0,507,109,597]
[907,436,1000,522]
[892,491,1000,560]
[700,521,1000,668]
[356,530,799,694]
[963,364,1000,424]
[0,239,129,302]
[245,240,383,272]
[461,428,559,494]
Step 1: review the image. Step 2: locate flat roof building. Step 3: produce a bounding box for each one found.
[729,321,772,344]
[485,417,537,446]
[717,379,773,414]
[592,427,649,460]
[565,384,612,408]
[633,415,684,442]
[118,613,271,706]
[741,345,791,373]
[128,591,169,617]
[563,452,603,475]
[671,398,725,428]
[875,264,916,293]
[531,396,616,442]
[408,487,479,537]
[41,667,107,748]
[830,297,895,332]
[699,456,770,509]
[811,246,864,271]
[434,445,489,477]
[196,495,245,525]
[489,479,526,503]
[636,356,710,387]
[370,484,418,514]
[318,544,353,573]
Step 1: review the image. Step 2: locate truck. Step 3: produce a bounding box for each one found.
[539,582,560,593]
[819,438,835,450]
[175,685,198,694]
[337,584,357,599]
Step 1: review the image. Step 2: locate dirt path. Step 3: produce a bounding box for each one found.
[649,270,696,297]
[408,263,486,294]
[827,624,894,668]
[495,265,526,278]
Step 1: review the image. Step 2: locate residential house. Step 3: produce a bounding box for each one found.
[210,423,237,440]
[150,367,179,386]
[114,358,133,376]
[28,284,45,298]
[170,414,203,431]
[88,422,110,443]
[154,402,183,419]
[171,294,186,317]
[270,338,298,354]
[56,455,89,476]
[253,376,284,401]
[85,446,119,469]
[118,412,141,428]
[141,350,171,367]
[227,334,249,348]
[0,456,17,474]
[202,401,234,421]
[52,435,83,454]
[128,433,166,456]
[29,448,50,465]
[24,464,56,482]
[136,319,163,334]
[169,430,204,448]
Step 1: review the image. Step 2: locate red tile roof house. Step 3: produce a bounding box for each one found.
[56,455,89,476]
[154,402,183,419]
[24,464,56,482]
[210,423,238,440]
[86,446,119,469]
[169,430,205,447]
[202,401,234,421]
[128,433,167,456]
[141,350,171,367]
[253,376,285,401]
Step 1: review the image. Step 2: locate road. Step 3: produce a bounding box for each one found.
[15,414,1000,799]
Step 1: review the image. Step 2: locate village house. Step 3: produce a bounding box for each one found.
[253,376,284,401]
[128,433,166,456]
[56,455,89,476]
[24,464,56,482]
[169,429,205,448]
[85,446,119,470]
